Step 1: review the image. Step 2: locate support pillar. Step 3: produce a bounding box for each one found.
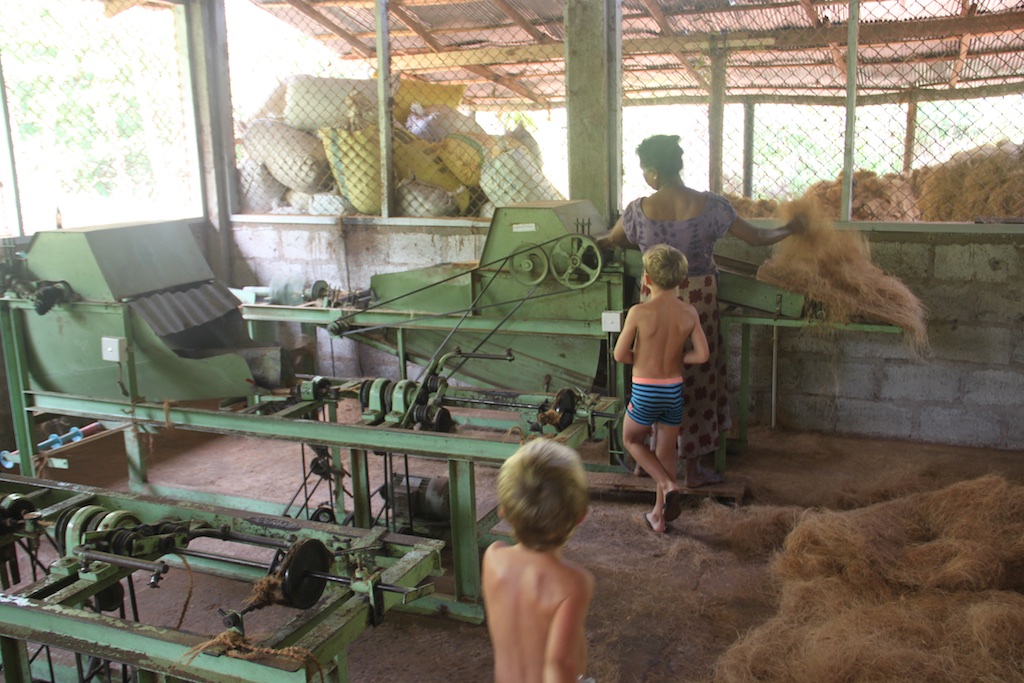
[566,0,621,223]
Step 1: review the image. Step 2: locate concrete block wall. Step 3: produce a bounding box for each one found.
[229,217,488,378]
[716,230,1024,450]
[228,218,1022,450]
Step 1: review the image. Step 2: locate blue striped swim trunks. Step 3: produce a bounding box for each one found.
[626,377,684,427]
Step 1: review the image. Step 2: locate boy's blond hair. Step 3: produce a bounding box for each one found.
[642,244,689,290]
[496,439,589,551]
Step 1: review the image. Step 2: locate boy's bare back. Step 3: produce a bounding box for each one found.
[483,541,595,683]
[615,292,707,379]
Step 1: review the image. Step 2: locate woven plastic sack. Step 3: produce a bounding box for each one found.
[393,77,465,129]
[480,146,565,207]
[238,158,286,213]
[284,76,378,132]
[242,119,330,194]
[504,123,543,164]
[439,133,502,187]
[285,190,356,216]
[250,77,291,122]
[405,104,487,143]
[392,126,470,213]
[321,125,381,215]
[396,179,458,217]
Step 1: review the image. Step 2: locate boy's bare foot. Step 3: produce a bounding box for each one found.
[642,512,666,534]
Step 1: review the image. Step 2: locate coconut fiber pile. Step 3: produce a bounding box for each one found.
[714,475,1024,683]
[800,170,921,222]
[756,196,928,351]
[914,141,1024,222]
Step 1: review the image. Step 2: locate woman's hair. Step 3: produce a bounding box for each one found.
[643,244,689,290]
[496,439,589,551]
[636,135,684,176]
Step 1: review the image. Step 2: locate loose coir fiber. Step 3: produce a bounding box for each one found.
[914,141,1024,222]
[756,196,928,352]
[714,475,1024,683]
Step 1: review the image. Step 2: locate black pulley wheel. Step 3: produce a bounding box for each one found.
[310,506,336,524]
[280,538,332,609]
[434,407,453,433]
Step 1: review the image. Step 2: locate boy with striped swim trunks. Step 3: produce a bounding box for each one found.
[614,244,709,533]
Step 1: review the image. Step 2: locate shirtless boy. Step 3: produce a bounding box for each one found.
[483,439,595,683]
[614,243,710,533]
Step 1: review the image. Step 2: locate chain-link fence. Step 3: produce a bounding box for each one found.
[0,0,202,237]
[3,1,1022,227]
[621,0,1024,223]
[229,0,567,220]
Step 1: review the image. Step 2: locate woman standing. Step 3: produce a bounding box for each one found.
[598,134,805,487]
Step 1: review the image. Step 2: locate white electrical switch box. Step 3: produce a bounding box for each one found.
[101,336,128,363]
[601,311,623,333]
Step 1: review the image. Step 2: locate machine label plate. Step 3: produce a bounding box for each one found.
[511,223,537,232]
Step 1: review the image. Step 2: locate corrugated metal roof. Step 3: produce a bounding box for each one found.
[248,0,1024,109]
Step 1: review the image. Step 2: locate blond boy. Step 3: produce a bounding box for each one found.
[613,244,710,533]
[483,439,595,683]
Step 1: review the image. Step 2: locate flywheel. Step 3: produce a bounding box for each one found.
[549,234,603,289]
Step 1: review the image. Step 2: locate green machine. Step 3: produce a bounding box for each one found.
[1,222,284,406]
[329,200,625,397]
[0,212,625,634]
[0,474,442,683]
[0,221,291,476]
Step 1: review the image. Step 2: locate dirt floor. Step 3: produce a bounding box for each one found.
[9,414,1024,683]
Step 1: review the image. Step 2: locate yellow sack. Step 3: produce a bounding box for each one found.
[439,133,502,187]
[321,125,381,215]
[394,78,465,128]
[392,126,470,213]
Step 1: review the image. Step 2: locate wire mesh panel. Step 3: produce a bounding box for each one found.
[232,0,569,219]
[385,0,567,218]
[852,0,1024,223]
[620,0,1024,224]
[0,1,202,236]
[5,1,1020,226]
[226,0,372,216]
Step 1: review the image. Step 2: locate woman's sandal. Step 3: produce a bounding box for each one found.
[663,490,683,522]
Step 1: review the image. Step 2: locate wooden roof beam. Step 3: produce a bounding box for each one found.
[948,1,977,88]
[797,0,849,76]
[390,3,549,105]
[384,11,1024,71]
[640,0,709,91]
[282,0,375,59]
[492,0,556,44]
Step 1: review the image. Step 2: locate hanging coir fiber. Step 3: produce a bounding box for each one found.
[756,196,928,352]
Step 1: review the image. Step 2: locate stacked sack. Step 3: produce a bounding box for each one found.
[239,75,563,218]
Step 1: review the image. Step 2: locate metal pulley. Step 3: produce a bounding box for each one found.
[548,234,603,289]
[298,376,332,401]
[509,242,550,286]
[278,538,333,609]
[0,494,35,534]
[532,387,579,432]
